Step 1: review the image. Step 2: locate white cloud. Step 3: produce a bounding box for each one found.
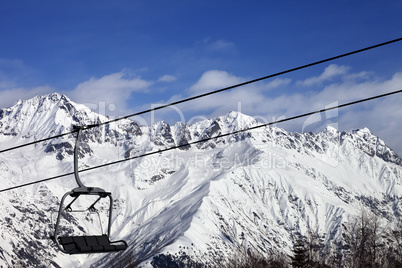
[188,70,243,94]
[68,72,152,115]
[265,78,292,90]
[158,74,177,82]
[194,38,237,54]
[298,64,350,86]
[271,71,402,155]
[344,70,373,81]
[0,69,153,115]
[206,39,236,52]
[0,86,54,109]
[181,71,292,116]
[0,80,16,90]
[0,58,54,108]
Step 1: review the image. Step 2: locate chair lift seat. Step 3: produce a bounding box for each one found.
[58,235,128,254]
[53,126,128,254]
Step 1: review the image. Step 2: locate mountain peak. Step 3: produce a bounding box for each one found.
[13,92,68,107]
[323,125,339,134]
[0,92,105,139]
[219,111,258,130]
[353,127,372,135]
[339,127,401,166]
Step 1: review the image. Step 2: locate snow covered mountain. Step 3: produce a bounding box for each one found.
[0,93,401,267]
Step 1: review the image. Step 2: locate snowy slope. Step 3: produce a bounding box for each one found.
[0,93,401,267]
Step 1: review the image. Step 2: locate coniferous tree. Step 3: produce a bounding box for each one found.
[291,234,308,268]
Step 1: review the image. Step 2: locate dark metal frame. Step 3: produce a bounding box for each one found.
[53,126,123,254]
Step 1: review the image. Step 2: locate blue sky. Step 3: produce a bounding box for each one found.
[1,0,402,154]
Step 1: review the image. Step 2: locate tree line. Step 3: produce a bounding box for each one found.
[290,208,402,268]
[118,208,402,267]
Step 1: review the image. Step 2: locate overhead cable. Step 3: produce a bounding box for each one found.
[0,37,401,154]
[1,88,401,193]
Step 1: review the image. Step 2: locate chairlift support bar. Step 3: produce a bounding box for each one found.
[52,126,127,254]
